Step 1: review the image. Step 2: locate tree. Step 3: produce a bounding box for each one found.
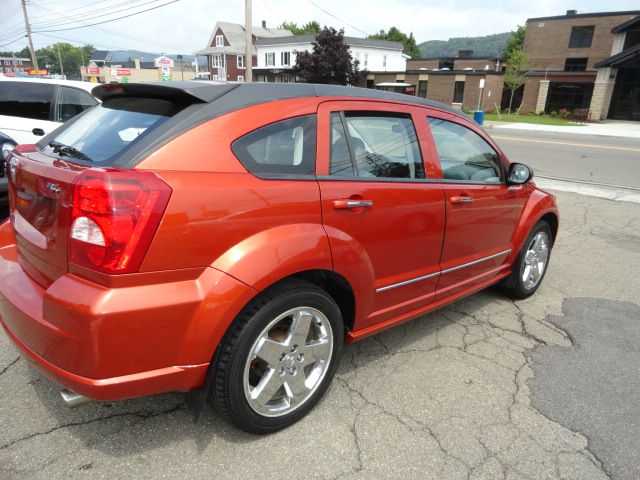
[35,43,95,79]
[0,46,31,58]
[504,48,528,114]
[503,25,526,59]
[292,27,361,85]
[278,21,321,35]
[369,27,420,58]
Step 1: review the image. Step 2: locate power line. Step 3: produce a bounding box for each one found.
[29,0,186,51]
[29,0,170,30]
[304,0,370,36]
[33,0,182,33]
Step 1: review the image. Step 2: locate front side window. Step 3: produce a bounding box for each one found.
[56,87,97,122]
[0,81,54,121]
[569,26,594,48]
[428,117,502,184]
[329,111,425,179]
[232,115,317,176]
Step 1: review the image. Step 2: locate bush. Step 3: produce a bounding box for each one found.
[528,110,537,116]
[550,111,558,117]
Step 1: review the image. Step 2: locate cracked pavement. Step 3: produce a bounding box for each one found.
[1,189,639,479]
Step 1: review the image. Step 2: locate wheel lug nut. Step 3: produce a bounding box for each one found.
[297,353,304,362]
[278,367,286,376]
[288,366,296,375]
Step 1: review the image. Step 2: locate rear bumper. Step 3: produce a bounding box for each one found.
[0,222,256,401]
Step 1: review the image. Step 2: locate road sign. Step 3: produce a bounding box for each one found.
[479,78,485,89]
[28,68,48,76]
[154,56,174,68]
[161,65,171,81]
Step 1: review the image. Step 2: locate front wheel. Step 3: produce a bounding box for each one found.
[503,221,552,299]
[209,280,343,434]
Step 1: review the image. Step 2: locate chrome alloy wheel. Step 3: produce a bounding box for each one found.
[243,307,334,417]
[522,231,549,290]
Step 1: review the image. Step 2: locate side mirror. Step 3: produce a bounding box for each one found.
[508,163,533,185]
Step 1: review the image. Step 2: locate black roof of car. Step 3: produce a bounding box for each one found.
[91,81,462,117]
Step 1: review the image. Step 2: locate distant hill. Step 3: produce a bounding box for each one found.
[418,32,512,58]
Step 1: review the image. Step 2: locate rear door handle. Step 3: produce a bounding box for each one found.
[333,199,374,209]
[450,196,473,204]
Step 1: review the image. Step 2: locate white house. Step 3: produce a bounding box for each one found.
[254,34,408,82]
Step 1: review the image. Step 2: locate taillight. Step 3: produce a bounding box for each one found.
[70,169,172,274]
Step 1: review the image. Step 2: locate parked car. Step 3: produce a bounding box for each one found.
[0,82,558,434]
[0,77,98,208]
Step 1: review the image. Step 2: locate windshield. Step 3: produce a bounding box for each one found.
[43,97,181,164]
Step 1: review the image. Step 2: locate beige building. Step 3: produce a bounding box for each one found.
[522,9,640,120]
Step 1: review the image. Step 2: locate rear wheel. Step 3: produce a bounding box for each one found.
[504,221,552,299]
[209,279,343,434]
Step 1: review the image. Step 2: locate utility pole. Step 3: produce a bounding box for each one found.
[20,0,40,78]
[56,44,64,76]
[244,0,252,82]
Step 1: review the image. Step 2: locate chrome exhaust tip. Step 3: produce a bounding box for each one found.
[60,389,92,408]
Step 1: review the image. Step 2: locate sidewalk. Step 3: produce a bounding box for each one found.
[483,119,640,139]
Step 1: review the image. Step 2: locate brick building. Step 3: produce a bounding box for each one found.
[521,9,640,120]
[194,21,292,82]
[0,57,33,75]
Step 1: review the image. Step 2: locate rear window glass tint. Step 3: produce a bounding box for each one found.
[44,97,183,165]
[232,115,317,177]
[0,81,54,121]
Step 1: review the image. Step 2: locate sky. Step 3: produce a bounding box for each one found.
[2,0,640,54]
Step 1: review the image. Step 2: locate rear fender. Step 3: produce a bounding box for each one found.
[211,223,333,292]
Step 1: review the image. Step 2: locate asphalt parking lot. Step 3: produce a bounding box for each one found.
[1,187,639,479]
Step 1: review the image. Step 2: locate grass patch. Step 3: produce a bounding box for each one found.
[480,113,581,126]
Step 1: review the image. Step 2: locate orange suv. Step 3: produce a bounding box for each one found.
[0,82,558,433]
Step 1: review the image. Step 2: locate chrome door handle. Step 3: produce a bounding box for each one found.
[450,196,473,204]
[333,199,374,209]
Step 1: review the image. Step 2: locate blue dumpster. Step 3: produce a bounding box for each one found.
[473,110,485,125]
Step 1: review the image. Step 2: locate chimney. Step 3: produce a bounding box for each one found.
[566,9,577,15]
[134,58,141,70]
[262,20,266,28]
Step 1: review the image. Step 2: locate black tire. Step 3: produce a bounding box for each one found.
[209,279,343,434]
[503,220,553,300]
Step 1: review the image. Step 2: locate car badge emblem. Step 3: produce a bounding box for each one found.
[46,182,62,194]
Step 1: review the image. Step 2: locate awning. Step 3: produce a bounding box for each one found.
[594,44,640,68]
[375,82,414,87]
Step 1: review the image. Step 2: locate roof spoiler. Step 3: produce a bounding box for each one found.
[91,81,239,103]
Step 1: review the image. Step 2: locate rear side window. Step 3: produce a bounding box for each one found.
[427,117,503,184]
[44,97,183,165]
[232,115,317,177]
[56,86,97,122]
[0,81,54,121]
[329,111,424,179]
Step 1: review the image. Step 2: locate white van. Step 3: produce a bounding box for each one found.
[0,77,98,208]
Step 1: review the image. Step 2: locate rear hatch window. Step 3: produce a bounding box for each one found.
[42,97,182,165]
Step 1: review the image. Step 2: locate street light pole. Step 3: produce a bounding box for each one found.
[20,0,39,78]
[244,0,252,82]
[56,44,64,76]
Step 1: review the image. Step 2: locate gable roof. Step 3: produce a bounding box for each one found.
[255,34,404,51]
[196,21,292,55]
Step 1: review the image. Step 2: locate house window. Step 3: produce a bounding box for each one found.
[237,75,244,82]
[568,26,594,48]
[265,53,275,66]
[212,54,222,67]
[364,53,368,68]
[418,80,428,98]
[453,81,465,103]
[237,55,244,68]
[383,55,387,68]
[564,58,588,72]
[215,35,224,47]
[366,79,374,88]
[281,51,290,66]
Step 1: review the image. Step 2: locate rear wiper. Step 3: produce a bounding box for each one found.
[48,141,93,162]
